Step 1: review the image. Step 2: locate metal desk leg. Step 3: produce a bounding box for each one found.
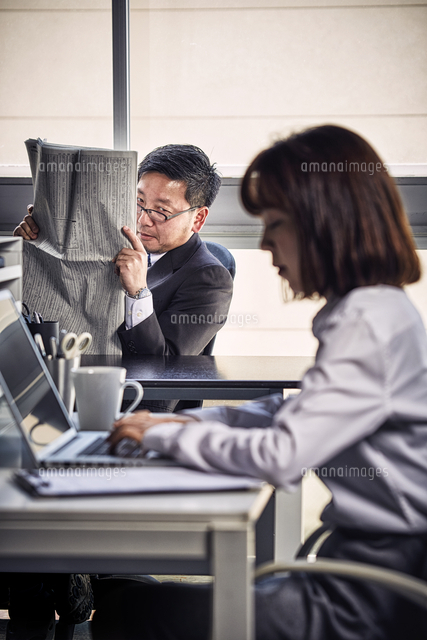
[211,525,255,640]
[274,485,303,561]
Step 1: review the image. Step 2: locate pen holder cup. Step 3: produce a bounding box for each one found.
[28,322,59,357]
[46,355,80,415]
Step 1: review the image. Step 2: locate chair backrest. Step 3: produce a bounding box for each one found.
[202,242,236,356]
[205,241,236,281]
[255,558,427,612]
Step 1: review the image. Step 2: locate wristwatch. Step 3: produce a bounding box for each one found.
[124,287,151,299]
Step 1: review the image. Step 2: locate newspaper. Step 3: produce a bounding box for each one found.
[23,138,137,354]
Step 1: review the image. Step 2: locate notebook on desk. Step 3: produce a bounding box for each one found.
[0,290,174,468]
[13,466,263,497]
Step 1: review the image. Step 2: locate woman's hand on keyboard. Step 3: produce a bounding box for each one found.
[107,410,195,451]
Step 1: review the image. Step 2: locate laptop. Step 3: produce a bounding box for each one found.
[0,290,174,468]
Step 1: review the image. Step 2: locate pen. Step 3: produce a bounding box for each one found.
[50,336,58,359]
[32,312,40,324]
[34,333,46,358]
[57,330,68,358]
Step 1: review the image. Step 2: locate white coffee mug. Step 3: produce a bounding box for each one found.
[71,366,144,431]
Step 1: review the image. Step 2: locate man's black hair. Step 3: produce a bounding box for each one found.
[138,144,221,208]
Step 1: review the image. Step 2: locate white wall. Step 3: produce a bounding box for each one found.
[214,249,324,356]
[1,1,426,167]
[214,250,427,357]
[128,0,427,166]
[0,1,113,164]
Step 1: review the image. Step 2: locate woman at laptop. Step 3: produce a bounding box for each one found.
[93,125,427,640]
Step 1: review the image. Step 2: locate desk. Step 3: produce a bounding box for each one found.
[81,354,313,563]
[0,470,272,640]
[81,354,314,401]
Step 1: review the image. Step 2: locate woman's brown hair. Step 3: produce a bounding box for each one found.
[241,125,420,298]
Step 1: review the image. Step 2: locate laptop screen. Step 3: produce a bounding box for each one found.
[0,291,73,459]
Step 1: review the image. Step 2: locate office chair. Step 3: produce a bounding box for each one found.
[204,241,236,281]
[174,242,236,412]
[202,241,236,356]
[255,557,427,611]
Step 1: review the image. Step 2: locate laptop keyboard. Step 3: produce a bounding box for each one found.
[80,436,144,458]
[80,437,110,456]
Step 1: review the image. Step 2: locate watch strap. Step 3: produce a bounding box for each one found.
[124,287,151,300]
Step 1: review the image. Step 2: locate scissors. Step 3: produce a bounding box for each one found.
[60,332,92,359]
[22,303,43,324]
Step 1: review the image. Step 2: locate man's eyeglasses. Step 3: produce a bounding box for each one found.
[137,203,200,224]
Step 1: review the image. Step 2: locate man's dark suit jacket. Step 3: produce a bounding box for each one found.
[117,233,233,411]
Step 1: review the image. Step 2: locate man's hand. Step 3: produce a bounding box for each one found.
[108,410,195,451]
[113,226,149,295]
[13,204,39,241]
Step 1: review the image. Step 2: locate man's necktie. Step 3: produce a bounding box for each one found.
[147,253,152,267]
